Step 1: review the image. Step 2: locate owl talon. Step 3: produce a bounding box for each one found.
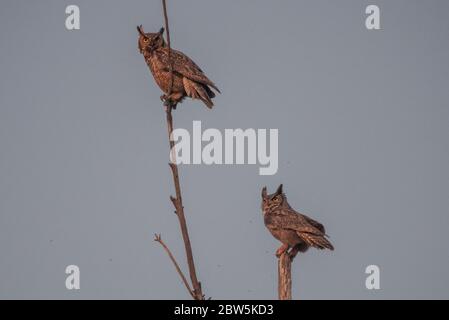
[164,101,177,110]
[288,246,300,259]
[161,94,171,105]
[161,94,178,110]
[275,244,289,258]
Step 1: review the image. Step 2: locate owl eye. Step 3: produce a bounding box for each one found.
[143,38,149,43]
[274,196,282,202]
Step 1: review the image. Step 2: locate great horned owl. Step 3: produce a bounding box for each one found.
[262,184,334,258]
[137,25,220,109]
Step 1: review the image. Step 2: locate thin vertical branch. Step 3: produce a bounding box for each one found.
[156,0,204,300]
[162,0,174,96]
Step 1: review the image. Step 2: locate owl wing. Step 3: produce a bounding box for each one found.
[159,48,221,93]
[302,214,326,235]
[267,209,334,250]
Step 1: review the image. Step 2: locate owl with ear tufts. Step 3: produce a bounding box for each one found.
[262,184,334,258]
[137,25,220,109]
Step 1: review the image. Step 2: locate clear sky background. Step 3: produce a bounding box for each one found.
[0,0,448,299]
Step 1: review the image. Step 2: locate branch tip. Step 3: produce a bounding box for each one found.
[154,233,162,242]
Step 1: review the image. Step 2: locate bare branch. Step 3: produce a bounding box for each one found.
[163,107,204,299]
[154,234,195,299]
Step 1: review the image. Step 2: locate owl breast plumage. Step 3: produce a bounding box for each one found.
[145,49,184,94]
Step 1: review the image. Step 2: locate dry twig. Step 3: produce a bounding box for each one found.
[154,234,195,299]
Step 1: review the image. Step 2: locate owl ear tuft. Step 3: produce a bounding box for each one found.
[158,27,165,35]
[275,184,283,195]
[261,186,268,198]
[137,25,145,36]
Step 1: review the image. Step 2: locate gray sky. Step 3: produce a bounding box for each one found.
[1,0,449,299]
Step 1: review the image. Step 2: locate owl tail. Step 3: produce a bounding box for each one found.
[184,78,215,109]
[200,95,214,109]
[195,83,214,109]
[300,233,334,251]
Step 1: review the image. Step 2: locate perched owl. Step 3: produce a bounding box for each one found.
[262,184,334,258]
[137,25,220,109]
